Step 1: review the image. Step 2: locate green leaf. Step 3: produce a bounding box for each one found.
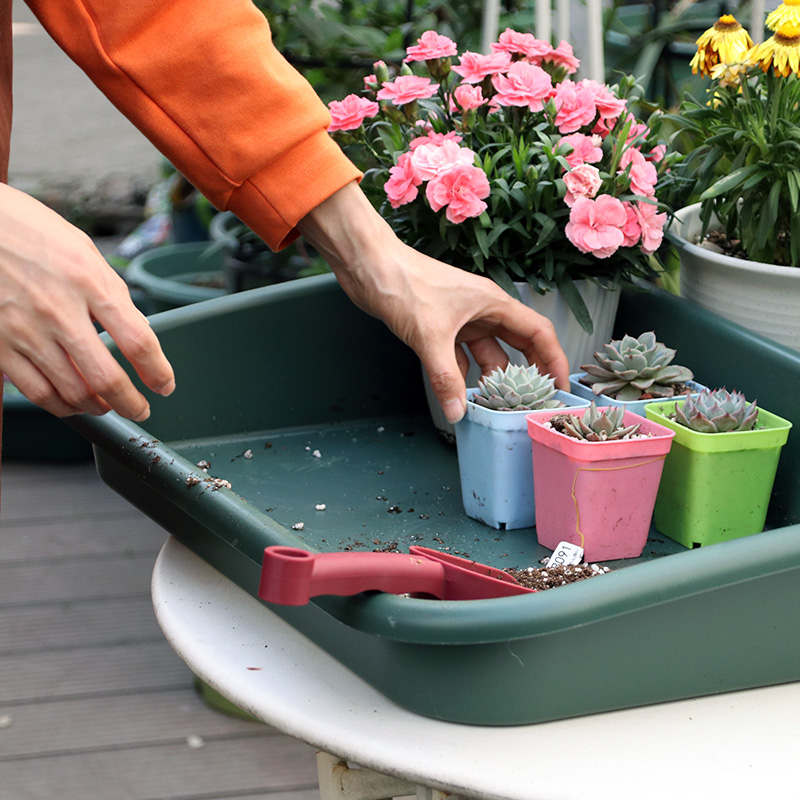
[555,274,593,334]
[699,165,761,201]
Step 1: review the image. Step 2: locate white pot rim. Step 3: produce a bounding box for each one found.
[670,203,800,279]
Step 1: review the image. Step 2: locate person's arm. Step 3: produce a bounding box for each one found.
[22,0,567,422]
[297,182,568,423]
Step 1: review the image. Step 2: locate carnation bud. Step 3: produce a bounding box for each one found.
[373,60,390,85]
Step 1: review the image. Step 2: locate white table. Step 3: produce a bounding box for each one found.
[152,537,800,800]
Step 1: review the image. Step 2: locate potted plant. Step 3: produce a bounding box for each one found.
[660,7,800,353]
[526,402,676,560]
[569,330,703,415]
[454,363,589,530]
[326,28,672,414]
[208,211,329,293]
[645,388,793,548]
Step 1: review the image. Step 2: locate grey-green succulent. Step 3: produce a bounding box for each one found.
[555,402,641,442]
[580,331,694,402]
[472,363,563,411]
[674,388,759,433]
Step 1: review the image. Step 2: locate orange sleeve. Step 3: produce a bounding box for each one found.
[24,0,362,249]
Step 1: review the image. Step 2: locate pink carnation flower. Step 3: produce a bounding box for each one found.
[454,84,489,111]
[426,164,490,224]
[580,80,627,123]
[557,133,603,168]
[647,144,667,163]
[619,148,657,198]
[451,51,512,83]
[409,130,462,150]
[544,41,580,74]
[565,195,627,258]
[384,152,422,209]
[491,28,551,61]
[327,94,380,132]
[491,61,553,112]
[411,139,477,181]
[621,202,641,248]
[377,75,438,106]
[563,163,603,207]
[404,30,458,62]
[553,80,598,134]
[635,202,667,254]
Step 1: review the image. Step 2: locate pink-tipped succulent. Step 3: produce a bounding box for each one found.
[556,402,641,441]
[581,331,694,402]
[473,363,563,411]
[674,388,758,433]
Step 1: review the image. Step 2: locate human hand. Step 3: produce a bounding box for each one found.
[0,185,175,419]
[297,182,569,423]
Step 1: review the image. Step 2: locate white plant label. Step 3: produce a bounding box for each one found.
[546,541,584,567]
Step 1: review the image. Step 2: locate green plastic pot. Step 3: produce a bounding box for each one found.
[645,400,793,548]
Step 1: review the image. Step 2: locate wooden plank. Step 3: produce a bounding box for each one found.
[0,512,167,563]
[0,552,156,606]
[0,688,280,758]
[0,736,319,800]
[0,465,136,521]
[0,641,192,704]
[0,461,99,486]
[0,596,164,654]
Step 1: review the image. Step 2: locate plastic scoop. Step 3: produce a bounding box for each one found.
[258,545,534,605]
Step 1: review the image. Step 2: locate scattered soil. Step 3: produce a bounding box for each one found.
[506,563,610,591]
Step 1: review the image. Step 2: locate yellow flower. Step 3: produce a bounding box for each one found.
[710,60,748,89]
[690,15,754,76]
[766,0,800,33]
[750,23,800,77]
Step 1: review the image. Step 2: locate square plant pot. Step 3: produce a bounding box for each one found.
[526,407,676,560]
[645,400,793,548]
[454,389,589,530]
[568,372,706,416]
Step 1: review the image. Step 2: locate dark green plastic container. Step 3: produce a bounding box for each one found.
[125,243,225,313]
[67,276,800,725]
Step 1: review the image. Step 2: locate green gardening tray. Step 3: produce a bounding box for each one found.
[68,275,800,725]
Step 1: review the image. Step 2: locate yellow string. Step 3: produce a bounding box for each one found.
[570,456,667,548]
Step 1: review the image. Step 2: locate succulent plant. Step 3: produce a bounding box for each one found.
[555,402,641,442]
[472,363,563,412]
[674,388,759,433]
[580,331,694,402]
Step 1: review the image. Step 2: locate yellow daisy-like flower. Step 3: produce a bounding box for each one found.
[710,60,748,89]
[750,22,800,77]
[690,15,754,76]
[766,0,800,33]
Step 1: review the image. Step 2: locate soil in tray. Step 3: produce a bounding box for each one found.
[171,417,686,572]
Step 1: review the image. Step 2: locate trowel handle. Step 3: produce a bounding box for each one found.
[258,546,447,605]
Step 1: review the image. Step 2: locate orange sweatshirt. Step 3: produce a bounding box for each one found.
[15,0,362,250]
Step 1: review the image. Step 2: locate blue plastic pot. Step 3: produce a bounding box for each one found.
[569,372,706,416]
[455,389,590,530]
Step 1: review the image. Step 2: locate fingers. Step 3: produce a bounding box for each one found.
[0,184,175,419]
[420,346,468,425]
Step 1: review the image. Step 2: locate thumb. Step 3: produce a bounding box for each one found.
[421,350,468,424]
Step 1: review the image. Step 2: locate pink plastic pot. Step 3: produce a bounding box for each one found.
[526,408,676,561]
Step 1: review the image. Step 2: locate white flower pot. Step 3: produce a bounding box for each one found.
[424,280,620,440]
[672,203,800,353]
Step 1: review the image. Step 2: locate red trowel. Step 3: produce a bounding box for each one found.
[258,545,534,605]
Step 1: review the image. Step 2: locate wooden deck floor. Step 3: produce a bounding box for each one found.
[0,452,321,800]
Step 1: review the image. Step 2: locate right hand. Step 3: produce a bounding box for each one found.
[0,184,175,419]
